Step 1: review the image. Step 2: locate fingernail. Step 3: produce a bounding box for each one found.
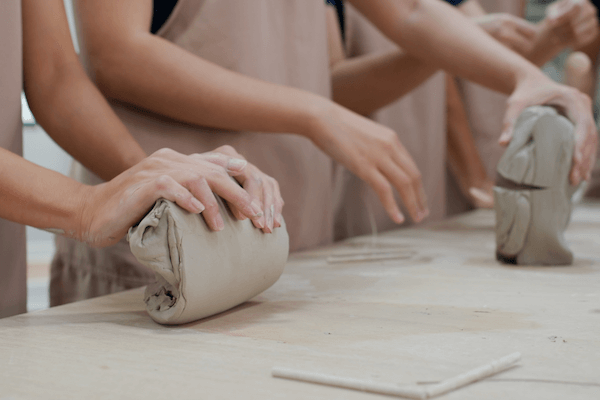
[191,198,205,213]
[499,132,510,144]
[227,158,247,172]
[395,211,405,224]
[250,200,263,218]
[214,214,225,231]
[275,213,282,227]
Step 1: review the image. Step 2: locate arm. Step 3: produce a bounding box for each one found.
[22,0,283,232]
[22,0,146,181]
[327,7,440,116]
[75,0,430,226]
[0,147,275,247]
[445,75,494,208]
[346,0,597,184]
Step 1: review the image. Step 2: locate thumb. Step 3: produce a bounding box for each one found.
[500,99,526,146]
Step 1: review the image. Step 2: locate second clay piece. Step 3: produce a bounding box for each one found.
[128,198,289,325]
[494,106,576,265]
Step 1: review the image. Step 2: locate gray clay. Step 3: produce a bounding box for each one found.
[128,198,289,325]
[494,106,576,265]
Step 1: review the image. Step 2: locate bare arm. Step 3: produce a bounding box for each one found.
[347,0,597,184]
[76,0,431,226]
[328,7,439,116]
[22,0,146,181]
[445,75,494,208]
[0,147,274,247]
[74,0,320,138]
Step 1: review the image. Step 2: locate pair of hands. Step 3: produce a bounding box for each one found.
[80,146,283,248]
[475,0,598,58]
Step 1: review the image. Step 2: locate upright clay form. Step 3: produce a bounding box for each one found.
[128,199,289,325]
[494,106,576,265]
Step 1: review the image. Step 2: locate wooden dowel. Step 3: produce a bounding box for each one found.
[272,352,521,399]
[272,367,426,399]
[425,352,521,397]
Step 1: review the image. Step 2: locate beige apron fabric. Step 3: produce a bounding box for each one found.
[333,5,447,241]
[448,0,525,214]
[51,0,332,305]
[0,0,27,318]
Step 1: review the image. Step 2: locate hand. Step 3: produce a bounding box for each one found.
[499,73,598,186]
[78,148,277,247]
[308,100,429,225]
[209,145,284,233]
[545,0,599,49]
[474,13,538,56]
[468,182,495,209]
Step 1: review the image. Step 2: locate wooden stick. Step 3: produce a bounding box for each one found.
[272,352,521,399]
[326,251,414,264]
[425,352,521,397]
[272,367,426,399]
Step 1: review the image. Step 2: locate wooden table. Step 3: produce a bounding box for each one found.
[1,206,599,399]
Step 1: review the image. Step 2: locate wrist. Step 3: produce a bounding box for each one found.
[297,95,337,142]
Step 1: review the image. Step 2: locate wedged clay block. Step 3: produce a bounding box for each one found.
[494,106,575,266]
[129,199,289,325]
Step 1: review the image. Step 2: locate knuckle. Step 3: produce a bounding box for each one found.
[203,200,220,214]
[154,174,174,191]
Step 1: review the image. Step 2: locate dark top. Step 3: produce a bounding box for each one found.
[151,0,179,34]
[444,0,467,5]
[326,0,346,41]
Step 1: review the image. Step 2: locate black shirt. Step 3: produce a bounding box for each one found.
[151,0,179,34]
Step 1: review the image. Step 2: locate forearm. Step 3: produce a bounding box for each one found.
[347,0,544,94]
[332,49,440,116]
[24,64,146,181]
[22,0,146,182]
[90,34,321,138]
[0,148,85,237]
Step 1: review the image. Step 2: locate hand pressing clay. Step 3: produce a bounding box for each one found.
[494,106,576,265]
[128,198,289,325]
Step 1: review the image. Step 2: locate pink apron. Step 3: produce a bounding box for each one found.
[334,4,447,240]
[51,0,333,305]
[0,0,27,318]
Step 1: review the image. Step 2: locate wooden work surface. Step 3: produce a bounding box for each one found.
[1,205,600,399]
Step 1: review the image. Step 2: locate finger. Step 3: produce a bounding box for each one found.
[502,30,534,55]
[272,179,284,228]
[150,175,205,214]
[389,153,429,221]
[261,181,275,233]
[212,144,246,159]
[366,169,405,225]
[512,19,538,39]
[469,187,495,209]
[186,177,225,231]
[500,98,527,145]
[200,152,248,175]
[547,0,580,26]
[241,171,267,230]
[574,19,600,44]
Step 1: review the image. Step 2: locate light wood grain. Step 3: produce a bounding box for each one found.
[1,205,600,399]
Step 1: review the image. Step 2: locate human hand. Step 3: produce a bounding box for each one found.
[209,145,284,233]
[545,0,599,49]
[474,13,538,55]
[468,181,495,209]
[78,148,275,247]
[308,101,429,225]
[499,74,598,186]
